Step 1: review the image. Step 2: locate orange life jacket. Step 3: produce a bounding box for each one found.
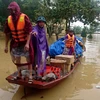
[66,34,75,48]
[8,13,27,42]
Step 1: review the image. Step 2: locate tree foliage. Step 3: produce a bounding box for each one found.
[0,0,100,38]
[73,26,82,34]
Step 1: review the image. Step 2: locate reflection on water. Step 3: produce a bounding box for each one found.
[0,34,100,100]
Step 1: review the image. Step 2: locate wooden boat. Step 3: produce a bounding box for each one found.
[6,55,81,89]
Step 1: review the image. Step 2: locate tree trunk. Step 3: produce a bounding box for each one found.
[68,19,70,30]
[47,24,53,38]
[55,34,59,40]
[65,19,69,31]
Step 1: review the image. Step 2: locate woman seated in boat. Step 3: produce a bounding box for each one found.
[31,16,49,77]
[63,30,76,55]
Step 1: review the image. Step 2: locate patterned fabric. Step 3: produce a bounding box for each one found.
[10,45,30,64]
[11,46,29,57]
[63,47,70,55]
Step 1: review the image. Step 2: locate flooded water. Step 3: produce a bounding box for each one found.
[0,34,100,100]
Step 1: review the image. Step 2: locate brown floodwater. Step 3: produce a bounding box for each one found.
[0,34,100,100]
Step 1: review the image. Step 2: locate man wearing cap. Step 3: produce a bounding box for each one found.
[32,16,49,77]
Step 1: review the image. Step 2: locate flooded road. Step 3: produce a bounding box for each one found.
[0,34,100,100]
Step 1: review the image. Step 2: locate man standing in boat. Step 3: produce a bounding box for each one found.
[4,1,33,82]
[32,16,49,77]
[63,30,76,55]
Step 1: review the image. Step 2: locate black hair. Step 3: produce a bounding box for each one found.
[67,30,75,35]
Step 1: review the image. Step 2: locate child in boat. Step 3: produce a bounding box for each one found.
[31,16,49,77]
[4,1,33,82]
[63,30,76,55]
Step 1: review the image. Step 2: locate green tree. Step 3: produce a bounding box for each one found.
[0,0,100,37]
[81,26,89,37]
[38,0,100,39]
[88,22,99,38]
[73,26,82,34]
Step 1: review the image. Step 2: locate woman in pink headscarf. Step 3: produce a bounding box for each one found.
[4,1,34,83]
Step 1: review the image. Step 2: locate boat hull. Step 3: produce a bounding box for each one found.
[6,58,80,89]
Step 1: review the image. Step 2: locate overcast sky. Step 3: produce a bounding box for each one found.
[71,21,90,28]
